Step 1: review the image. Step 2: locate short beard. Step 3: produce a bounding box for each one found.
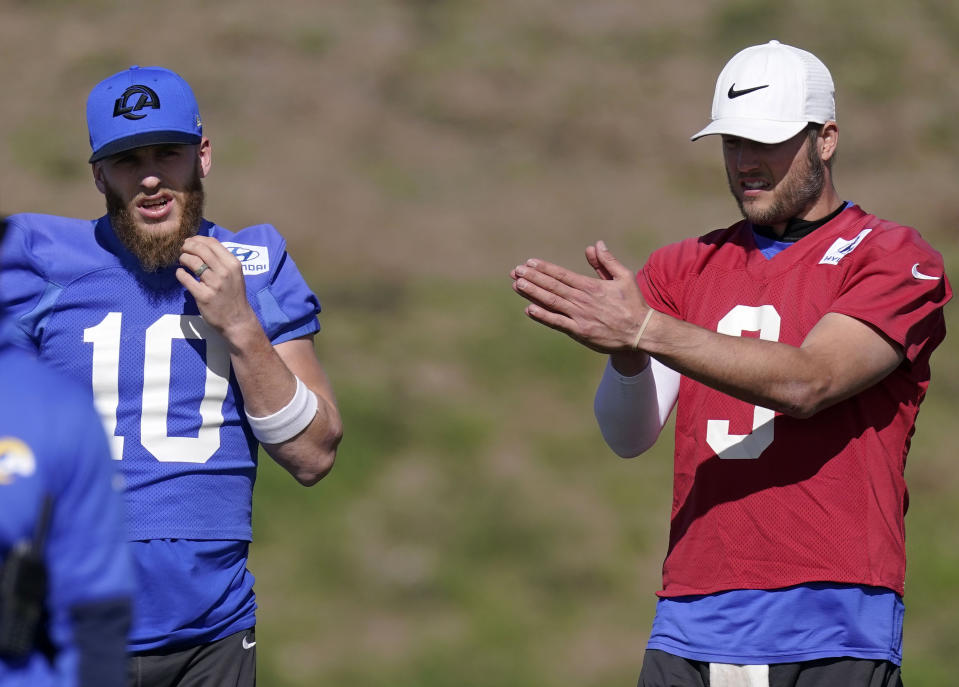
[729,130,826,227]
[105,168,205,272]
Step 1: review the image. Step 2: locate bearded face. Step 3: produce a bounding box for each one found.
[723,127,829,230]
[104,162,205,273]
[728,131,826,227]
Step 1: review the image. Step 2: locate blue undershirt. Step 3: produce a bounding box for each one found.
[647,583,904,665]
[753,231,793,259]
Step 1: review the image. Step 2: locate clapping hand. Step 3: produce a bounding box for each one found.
[510,240,651,354]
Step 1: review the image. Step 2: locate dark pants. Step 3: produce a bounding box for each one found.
[639,649,903,687]
[127,628,256,687]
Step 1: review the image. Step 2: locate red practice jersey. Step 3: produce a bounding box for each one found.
[639,204,951,598]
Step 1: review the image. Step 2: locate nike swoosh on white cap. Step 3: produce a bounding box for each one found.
[912,263,941,281]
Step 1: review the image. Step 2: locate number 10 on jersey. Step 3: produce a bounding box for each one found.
[84,312,231,464]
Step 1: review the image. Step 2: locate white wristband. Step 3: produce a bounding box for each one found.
[245,376,318,444]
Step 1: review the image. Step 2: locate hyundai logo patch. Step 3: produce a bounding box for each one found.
[221,242,270,274]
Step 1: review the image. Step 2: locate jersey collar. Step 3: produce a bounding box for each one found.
[752,201,850,243]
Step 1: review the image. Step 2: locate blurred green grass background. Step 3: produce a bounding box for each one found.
[3,1,959,684]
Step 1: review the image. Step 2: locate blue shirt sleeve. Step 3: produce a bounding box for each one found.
[0,214,60,350]
[226,224,321,344]
[43,380,134,683]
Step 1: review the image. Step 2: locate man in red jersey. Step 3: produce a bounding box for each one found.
[511,40,950,687]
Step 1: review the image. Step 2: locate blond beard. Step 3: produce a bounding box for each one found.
[728,132,826,227]
[105,169,205,272]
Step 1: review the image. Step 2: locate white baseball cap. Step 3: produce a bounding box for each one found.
[691,40,835,144]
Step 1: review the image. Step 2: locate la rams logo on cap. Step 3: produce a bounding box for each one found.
[113,85,161,120]
[0,438,36,485]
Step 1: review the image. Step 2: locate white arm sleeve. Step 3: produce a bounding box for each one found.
[593,356,680,458]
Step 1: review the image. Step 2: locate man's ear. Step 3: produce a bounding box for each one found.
[198,138,212,178]
[92,162,107,195]
[820,121,839,162]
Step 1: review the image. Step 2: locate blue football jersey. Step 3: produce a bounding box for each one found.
[0,213,321,649]
[0,341,134,685]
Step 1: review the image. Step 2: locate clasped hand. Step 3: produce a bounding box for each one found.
[510,240,651,353]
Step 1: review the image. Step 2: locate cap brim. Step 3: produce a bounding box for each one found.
[89,131,202,163]
[690,118,808,144]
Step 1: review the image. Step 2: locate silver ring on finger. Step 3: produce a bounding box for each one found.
[194,263,211,278]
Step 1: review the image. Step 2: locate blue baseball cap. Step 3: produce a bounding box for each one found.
[86,65,203,163]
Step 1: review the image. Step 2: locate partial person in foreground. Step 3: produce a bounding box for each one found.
[511,41,950,687]
[0,216,134,687]
[1,66,343,686]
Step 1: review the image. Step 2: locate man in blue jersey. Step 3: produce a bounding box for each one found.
[0,67,344,686]
[0,217,134,687]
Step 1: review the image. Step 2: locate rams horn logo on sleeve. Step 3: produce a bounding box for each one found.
[0,438,36,485]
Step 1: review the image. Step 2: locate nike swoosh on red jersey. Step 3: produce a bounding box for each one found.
[911,263,941,281]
